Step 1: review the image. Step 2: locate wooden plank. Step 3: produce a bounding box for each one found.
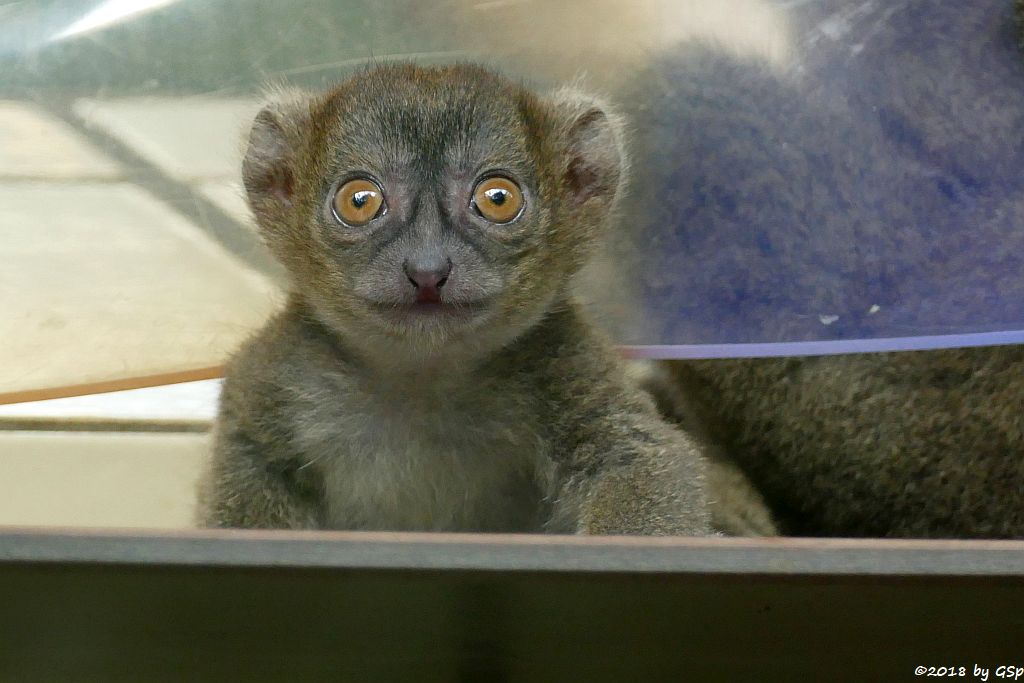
[3,527,1024,576]
[0,181,279,399]
[1,529,1022,682]
[0,439,207,528]
[0,366,224,406]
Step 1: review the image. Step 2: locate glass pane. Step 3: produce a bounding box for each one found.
[619,0,1024,356]
[2,0,1022,403]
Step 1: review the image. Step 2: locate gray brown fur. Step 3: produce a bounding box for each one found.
[669,346,1024,538]
[630,360,777,536]
[196,63,713,535]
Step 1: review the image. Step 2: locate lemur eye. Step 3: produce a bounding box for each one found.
[333,178,386,227]
[472,176,524,224]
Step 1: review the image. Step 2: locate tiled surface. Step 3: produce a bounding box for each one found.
[0,182,279,396]
[0,101,122,179]
[73,97,260,181]
[0,431,208,528]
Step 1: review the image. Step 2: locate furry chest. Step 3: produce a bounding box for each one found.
[304,399,553,532]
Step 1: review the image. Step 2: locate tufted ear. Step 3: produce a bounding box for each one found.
[545,89,627,207]
[241,88,312,214]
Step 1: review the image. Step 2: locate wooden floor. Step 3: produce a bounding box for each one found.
[2,529,1023,682]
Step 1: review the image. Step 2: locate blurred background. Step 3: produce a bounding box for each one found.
[1,0,1021,527]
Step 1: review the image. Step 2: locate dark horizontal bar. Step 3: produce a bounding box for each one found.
[3,528,1024,577]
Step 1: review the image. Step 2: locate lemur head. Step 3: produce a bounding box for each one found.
[243,63,625,366]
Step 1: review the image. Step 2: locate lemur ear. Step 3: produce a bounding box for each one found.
[242,88,311,212]
[546,89,626,207]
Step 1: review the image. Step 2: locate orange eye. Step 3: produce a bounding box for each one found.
[472,176,524,224]
[333,178,386,226]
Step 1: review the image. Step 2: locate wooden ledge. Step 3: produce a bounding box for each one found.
[3,527,1024,577]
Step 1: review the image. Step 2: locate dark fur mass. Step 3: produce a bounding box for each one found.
[671,347,1024,538]
[1018,0,1024,46]
[197,64,756,536]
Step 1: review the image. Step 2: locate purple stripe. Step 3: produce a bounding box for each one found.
[620,330,1024,359]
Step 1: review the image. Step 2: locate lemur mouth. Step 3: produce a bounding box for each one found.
[410,300,446,313]
[410,299,489,317]
[370,299,491,321]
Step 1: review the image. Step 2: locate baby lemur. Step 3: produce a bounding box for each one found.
[197,63,724,535]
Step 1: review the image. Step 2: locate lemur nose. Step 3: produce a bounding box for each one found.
[403,257,453,292]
